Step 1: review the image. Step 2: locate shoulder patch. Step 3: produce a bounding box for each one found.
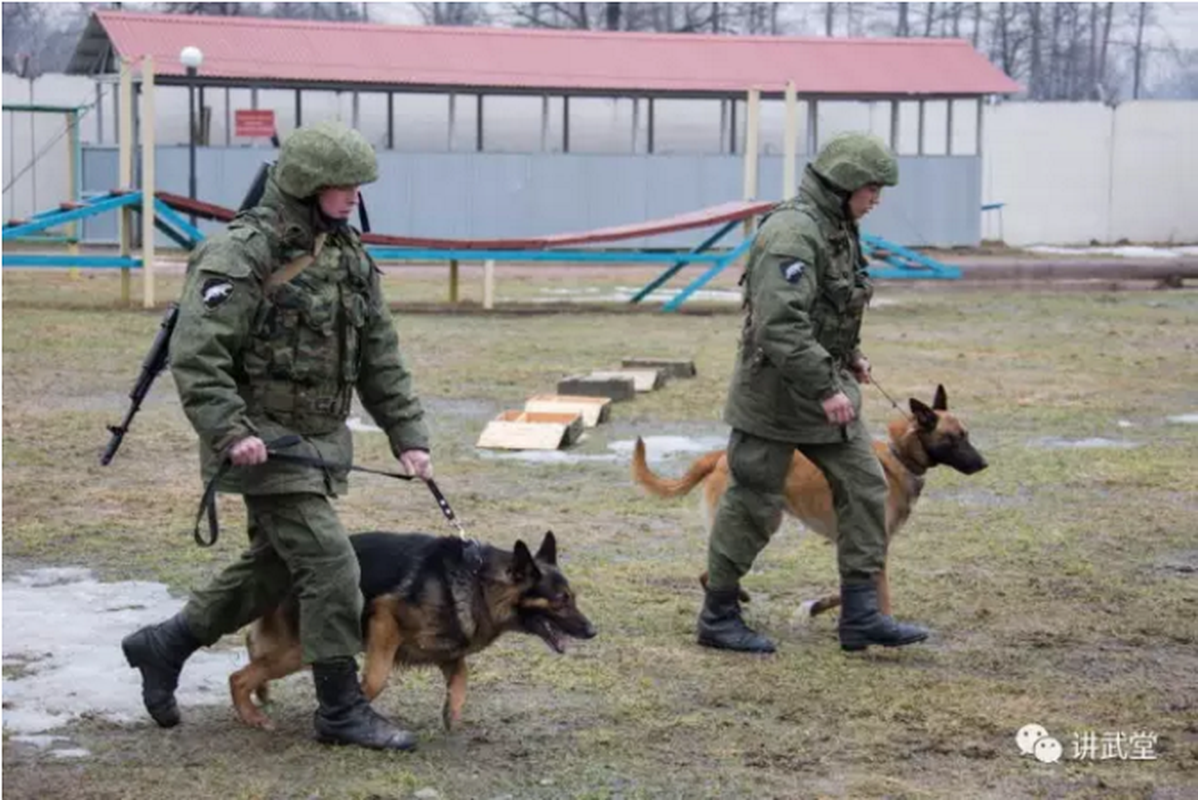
[779,259,807,284]
[201,277,235,310]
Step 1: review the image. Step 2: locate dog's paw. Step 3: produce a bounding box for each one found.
[789,600,819,628]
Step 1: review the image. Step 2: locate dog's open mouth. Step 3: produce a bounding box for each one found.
[526,616,568,654]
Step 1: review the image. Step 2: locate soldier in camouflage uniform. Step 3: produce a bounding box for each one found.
[122,121,428,751]
[698,132,929,655]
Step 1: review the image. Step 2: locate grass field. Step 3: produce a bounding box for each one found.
[3,267,1197,799]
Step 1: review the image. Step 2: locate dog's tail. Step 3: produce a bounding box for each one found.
[631,436,724,499]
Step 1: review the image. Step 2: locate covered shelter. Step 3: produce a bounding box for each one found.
[67,11,1020,249]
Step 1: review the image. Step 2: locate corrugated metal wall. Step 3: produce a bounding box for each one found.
[80,148,980,248]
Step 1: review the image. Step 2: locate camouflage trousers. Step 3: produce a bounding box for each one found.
[706,428,889,590]
[184,492,363,664]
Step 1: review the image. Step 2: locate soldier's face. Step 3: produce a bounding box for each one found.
[317,186,360,220]
[848,184,883,220]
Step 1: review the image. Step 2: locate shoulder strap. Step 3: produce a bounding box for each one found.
[265,232,327,290]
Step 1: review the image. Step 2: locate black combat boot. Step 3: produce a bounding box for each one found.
[697,587,776,653]
[312,658,417,751]
[838,582,929,652]
[121,612,203,728]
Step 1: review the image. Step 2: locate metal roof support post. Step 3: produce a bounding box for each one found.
[742,87,761,238]
[563,96,570,153]
[783,80,798,198]
[475,93,483,152]
[447,93,456,151]
[946,98,954,155]
[729,99,737,154]
[295,89,302,129]
[806,98,819,155]
[251,87,258,110]
[118,57,134,305]
[66,108,81,266]
[917,99,925,156]
[352,90,360,129]
[631,97,639,154]
[96,82,104,143]
[647,98,655,154]
[719,98,727,153]
[387,92,394,149]
[140,55,156,309]
[540,95,548,152]
[890,99,900,153]
[976,97,984,156]
[224,87,231,146]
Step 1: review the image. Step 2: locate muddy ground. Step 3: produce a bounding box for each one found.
[3,268,1196,799]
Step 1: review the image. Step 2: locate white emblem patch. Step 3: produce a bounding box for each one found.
[201,278,234,309]
[781,260,806,283]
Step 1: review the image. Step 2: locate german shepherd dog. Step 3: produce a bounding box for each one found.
[229,531,596,732]
[632,385,987,620]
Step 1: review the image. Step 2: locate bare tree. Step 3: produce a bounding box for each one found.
[1132,1,1148,99]
[413,3,489,25]
[896,3,910,37]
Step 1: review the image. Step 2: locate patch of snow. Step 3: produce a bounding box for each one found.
[1026,245,1198,260]
[2,568,246,736]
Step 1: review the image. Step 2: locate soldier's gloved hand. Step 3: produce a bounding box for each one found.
[821,392,857,426]
[228,435,268,466]
[399,449,434,481]
[850,355,872,384]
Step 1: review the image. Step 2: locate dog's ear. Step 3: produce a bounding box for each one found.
[932,384,948,411]
[909,398,939,432]
[510,540,542,583]
[535,531,557,565]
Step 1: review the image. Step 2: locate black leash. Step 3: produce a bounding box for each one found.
[192,435,471,549]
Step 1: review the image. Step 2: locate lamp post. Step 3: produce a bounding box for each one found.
[179,46,203,228]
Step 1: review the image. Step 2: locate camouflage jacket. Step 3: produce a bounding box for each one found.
[723,166,873,444]
[170,176,429,496]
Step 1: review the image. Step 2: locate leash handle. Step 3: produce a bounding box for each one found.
[425,478,467,539]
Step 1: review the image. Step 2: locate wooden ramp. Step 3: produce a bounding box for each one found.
[476,410,585,451]
[523,394,612,428]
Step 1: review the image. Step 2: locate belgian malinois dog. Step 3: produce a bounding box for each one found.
[632,385,987,619]
[229,531,596,732]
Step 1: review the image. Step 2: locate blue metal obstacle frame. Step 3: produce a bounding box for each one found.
[369,218,757,314]
[2,190,206,268]
[2,191,205,268]
[4,194,959,310]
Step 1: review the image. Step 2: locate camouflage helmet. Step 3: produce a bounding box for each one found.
[274,120,378,199]
[811,132,899,193]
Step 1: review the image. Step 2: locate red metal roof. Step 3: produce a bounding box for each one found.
[80,11,1020,97]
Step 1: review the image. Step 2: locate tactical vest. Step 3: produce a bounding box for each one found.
[238,220,375,436]
[752,199,872,364]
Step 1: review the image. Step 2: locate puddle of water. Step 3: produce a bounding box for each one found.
[1167,413,1198,424]
[2,568,245,736]
[474,433,723,464]
[1026,245,1198,259]
[529,286,742,304]
[51,748,92,759]
[478,434,727,466]
[608,435,727,463]
[1031,437,1141,450]
[477,449,620,465]
[930,487,1032,509]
